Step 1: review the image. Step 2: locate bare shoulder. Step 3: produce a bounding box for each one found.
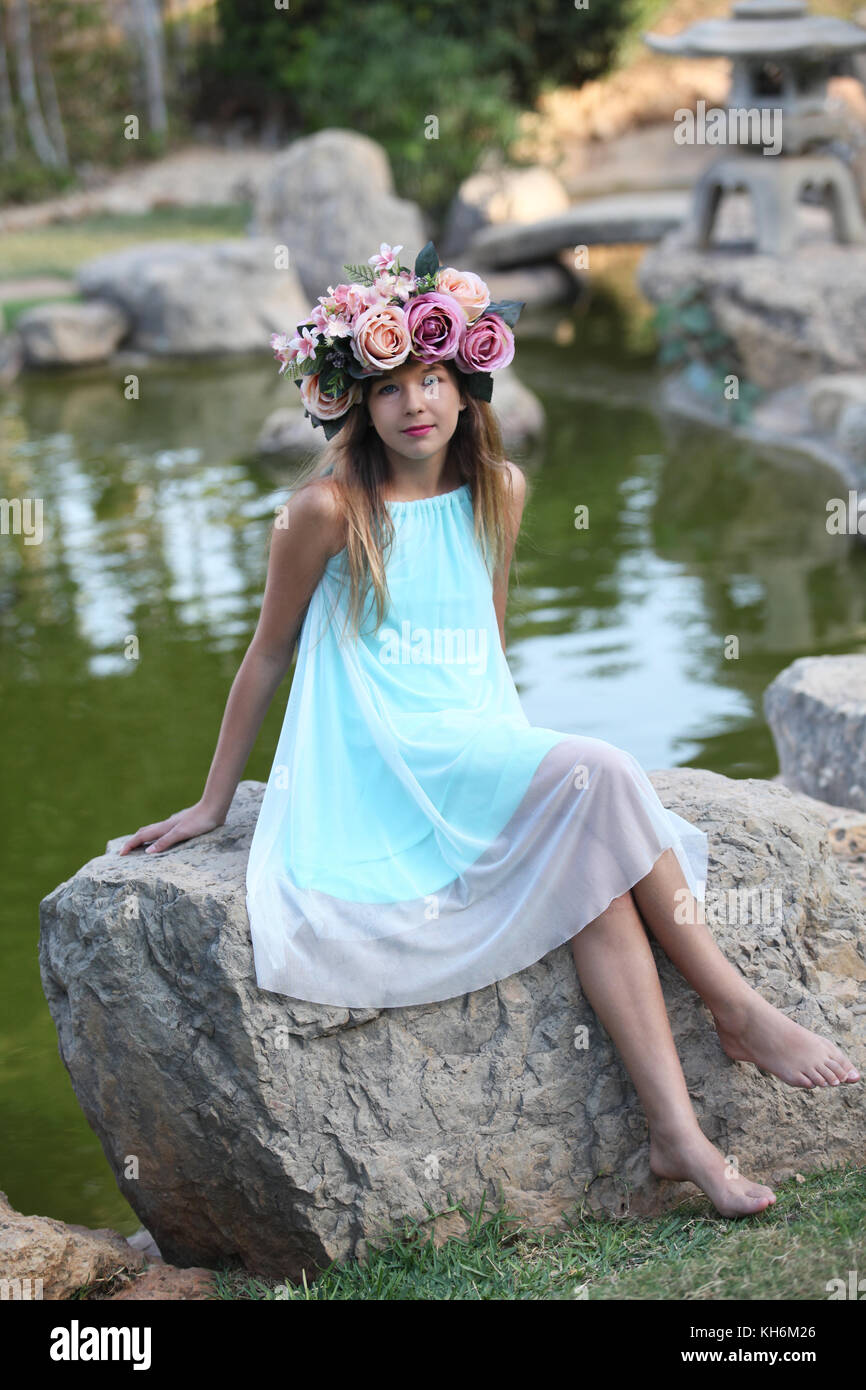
[273,474,347,560]
[502,460,527,534]
[503,459,527,506]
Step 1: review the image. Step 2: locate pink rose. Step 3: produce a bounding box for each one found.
[351,303,413,371]
[299,372,363,421]
[435,267,490,324]
[455,313,515,373]
[404,291,465,364]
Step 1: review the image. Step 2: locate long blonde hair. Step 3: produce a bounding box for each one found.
[285,361,518,643]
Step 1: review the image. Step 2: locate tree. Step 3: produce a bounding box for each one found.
[9,0,62,167]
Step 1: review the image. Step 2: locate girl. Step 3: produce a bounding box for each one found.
[120,243,859,1223]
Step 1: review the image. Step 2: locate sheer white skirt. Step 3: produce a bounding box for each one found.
[246,734,708,1009]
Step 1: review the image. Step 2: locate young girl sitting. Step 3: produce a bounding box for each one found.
[120,241,859,1220]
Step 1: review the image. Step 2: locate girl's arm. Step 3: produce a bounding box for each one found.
[492,461,527,653]
[119,480,346,855]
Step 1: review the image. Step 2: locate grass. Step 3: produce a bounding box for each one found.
[198,1161,866,1301]
[0,203,250,280]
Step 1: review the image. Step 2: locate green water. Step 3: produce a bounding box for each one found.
[2,327,865,1239]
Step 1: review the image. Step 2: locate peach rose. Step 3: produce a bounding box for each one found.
[351,303,413,371]
[299,372,363,421]
[435,267,491,324]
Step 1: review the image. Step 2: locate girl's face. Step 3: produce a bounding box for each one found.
[365,359,466,463]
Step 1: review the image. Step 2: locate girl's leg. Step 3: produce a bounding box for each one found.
[571,888,776,1217]
[630,849,860,1088]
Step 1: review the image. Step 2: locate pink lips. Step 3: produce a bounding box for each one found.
[402,425,434,436]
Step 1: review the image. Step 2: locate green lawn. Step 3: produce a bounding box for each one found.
[0,203,250,280]
[200,1161,866,1301]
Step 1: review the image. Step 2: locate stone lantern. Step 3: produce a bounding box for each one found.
[643,0,866,253]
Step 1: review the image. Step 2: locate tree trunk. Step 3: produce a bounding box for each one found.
[32,14,68,168]
[0,1,20,161]
[127,0,169,137]
[9,0,59,167]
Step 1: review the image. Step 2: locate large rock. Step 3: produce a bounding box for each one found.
[77,240,308,357]
[38,773,865,1282]
[764,655,866,811]
[638,208,866,390]
[250,128,429,302]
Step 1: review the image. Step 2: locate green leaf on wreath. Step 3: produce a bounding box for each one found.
[482,300,524,328]
[462,371,493,403]
[414,241,440,280]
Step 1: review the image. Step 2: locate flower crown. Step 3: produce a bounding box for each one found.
[270,240,523,440]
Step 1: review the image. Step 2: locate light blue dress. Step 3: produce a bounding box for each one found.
[245,482,708,1008]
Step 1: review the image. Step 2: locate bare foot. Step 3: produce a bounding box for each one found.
[712,990,861,1089]
[650,1127,776,1218]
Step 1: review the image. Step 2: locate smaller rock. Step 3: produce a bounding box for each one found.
[77,239,309,357]
[0,1190,146,1300]
[16,300,129,366]
[491,365,546,451]
[255,406,327,461]
[764,654,866,812]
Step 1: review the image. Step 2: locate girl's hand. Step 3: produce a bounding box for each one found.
[118,801,225,856]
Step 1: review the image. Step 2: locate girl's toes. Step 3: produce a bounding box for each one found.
[817,1061,841,1086]
[844,1067,861,1082]
[747,1188,774,1208]
[794,1071,815,1087]
[827,1056,852,1082]
[805,1067,827,1087]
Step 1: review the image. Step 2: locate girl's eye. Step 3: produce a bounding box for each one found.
[378,374,441,395]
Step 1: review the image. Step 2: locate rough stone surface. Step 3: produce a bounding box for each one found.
[38,773,866,1283]
[764,655,866,811]
[0,1190,146,1300]
[16,300,129,366]
[638,210,866,390]
[249,127,429,302]
[76,239,308,357]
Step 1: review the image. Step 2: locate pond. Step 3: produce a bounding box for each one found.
[2,315,865,1238]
